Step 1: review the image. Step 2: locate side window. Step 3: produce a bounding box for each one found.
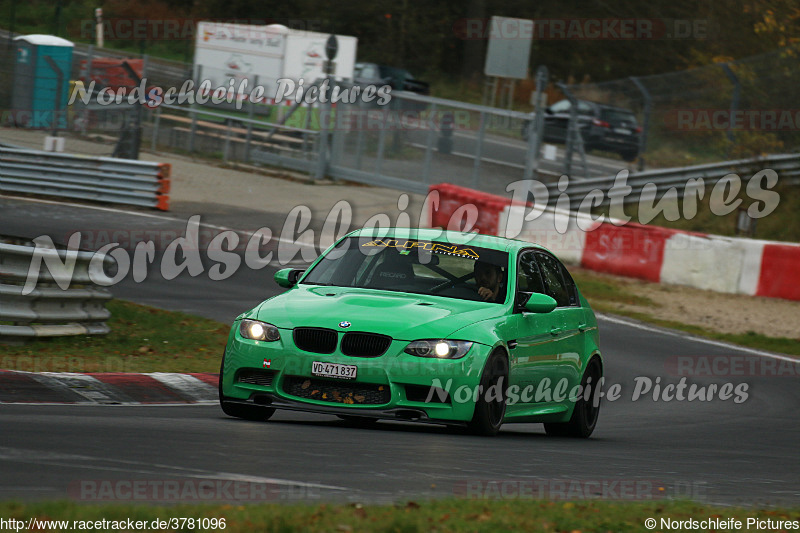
[535,253,571,307]
[516,251,546,294]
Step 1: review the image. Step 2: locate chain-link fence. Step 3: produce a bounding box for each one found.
[565,46,800,169]
[2,32,799,195]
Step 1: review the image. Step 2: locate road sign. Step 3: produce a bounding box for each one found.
[483,16,533,79]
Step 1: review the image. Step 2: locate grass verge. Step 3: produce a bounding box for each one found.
[572,269,800,356]
[0,300,229,374]
[0,499,797,532]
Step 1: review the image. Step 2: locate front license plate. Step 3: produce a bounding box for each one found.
[311,361,358,380]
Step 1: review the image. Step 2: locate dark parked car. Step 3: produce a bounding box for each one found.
[353,63,430,111]
[354,63,430,95]
[522,99,642,161]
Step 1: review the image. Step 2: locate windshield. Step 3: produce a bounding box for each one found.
[302,236,510,304]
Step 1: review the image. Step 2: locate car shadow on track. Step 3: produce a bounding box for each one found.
[217,414,612,442]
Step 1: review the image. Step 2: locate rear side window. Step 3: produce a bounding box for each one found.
[558,262,580,306]
[535,253,572,308]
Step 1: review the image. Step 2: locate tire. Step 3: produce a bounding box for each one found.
[467,350,508,436]
[544,357,602,438]
[620,150,638,162]
[219,356,275,422]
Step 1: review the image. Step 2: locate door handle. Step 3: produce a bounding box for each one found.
[550,327,562,336]
[578,323,590,332]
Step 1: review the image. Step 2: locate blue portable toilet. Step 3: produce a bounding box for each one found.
[11,35,74,129]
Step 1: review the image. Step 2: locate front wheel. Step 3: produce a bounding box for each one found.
[544,357,602,438]
[219,356,275,422]
[467,351,508,436]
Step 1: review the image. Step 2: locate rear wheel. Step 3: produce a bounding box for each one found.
[467,350,508,436]
[544,357,602,438]
[219,356,275,421]
[620,150,638,162]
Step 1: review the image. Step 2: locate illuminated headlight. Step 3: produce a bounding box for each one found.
[239,319,280,342]
[404,340,473,359]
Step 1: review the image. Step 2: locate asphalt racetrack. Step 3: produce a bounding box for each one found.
[0,196,798,506]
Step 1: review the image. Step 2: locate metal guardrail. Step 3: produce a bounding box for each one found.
[556,153,800,205]
[0,240,113,339]
[0,147,171,210]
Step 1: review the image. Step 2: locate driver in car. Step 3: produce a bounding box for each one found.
[474,261,505,303]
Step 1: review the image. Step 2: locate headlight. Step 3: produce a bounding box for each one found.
[404,340,473,359]
[239,319,280,341]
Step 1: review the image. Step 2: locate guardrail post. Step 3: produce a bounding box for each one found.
[472,111,487,188]
[721,63,741,146]
[559,82,589,179]
[245,74,257,162]
[524,65,548,181]
[223,118,232,164]
[189,65,201,153]
[151,104,162,151]
[421,102,437,185]
[354,97,365,170]
[302,90,313,154]
[630,76,652,172]
[81,45,94,136]
[330,94,346,170]
[315,75,333,181]
[374,106,388,178]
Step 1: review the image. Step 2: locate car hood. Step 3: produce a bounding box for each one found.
[251,285,506,341]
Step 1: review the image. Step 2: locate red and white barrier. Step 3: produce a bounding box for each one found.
[426,183,800,301]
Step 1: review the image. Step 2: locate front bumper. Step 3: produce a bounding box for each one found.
[222,394,468,427]
[221,325,493,423]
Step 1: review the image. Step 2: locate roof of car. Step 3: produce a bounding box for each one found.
[347,227,546,253]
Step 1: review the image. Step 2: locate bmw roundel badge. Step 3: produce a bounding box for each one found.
[338,321,351,328]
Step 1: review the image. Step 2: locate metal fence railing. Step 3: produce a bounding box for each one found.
[0,238,113,340]
[557,153,797,207]
[564,46,800,171]
[0,147,171,209]
[1,28,799,200]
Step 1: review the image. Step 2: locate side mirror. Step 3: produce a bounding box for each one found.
[523,292,557,313]
[274,268,305,288]
[544,106,554,115]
